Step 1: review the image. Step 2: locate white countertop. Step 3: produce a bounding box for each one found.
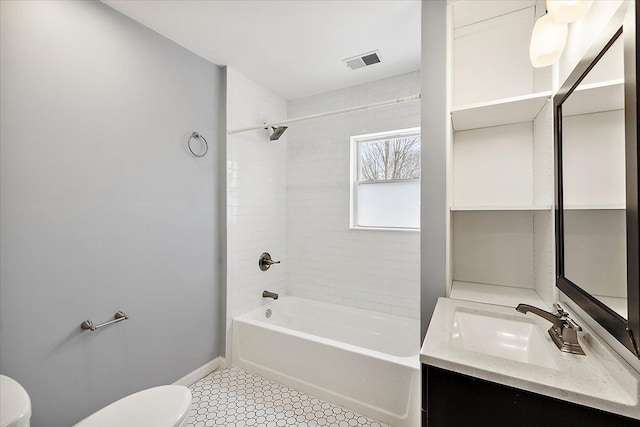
[421,297,640,420]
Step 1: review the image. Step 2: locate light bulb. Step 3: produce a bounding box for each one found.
[529,14,568,68]
[546,0,593,24]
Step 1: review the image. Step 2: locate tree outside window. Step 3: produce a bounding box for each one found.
[359,135,421,181]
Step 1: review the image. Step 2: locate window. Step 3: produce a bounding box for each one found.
[350,128,421,230]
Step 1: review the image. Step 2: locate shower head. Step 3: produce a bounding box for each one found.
[269,126,288,141]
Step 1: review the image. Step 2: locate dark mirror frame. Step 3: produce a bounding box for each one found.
[554,1,639,358]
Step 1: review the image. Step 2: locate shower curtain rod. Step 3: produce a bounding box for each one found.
[227,93,421,135]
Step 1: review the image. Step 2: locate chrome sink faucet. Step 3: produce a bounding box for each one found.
[516,303,585,355]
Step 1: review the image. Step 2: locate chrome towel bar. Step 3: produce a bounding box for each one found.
[80,311,128,332]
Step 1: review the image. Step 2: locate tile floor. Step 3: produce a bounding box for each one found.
[185,367,391,427]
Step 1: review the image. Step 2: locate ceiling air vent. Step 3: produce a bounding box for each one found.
[343,51,382,70]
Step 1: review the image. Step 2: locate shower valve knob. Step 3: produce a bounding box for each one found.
[259,252,280,271]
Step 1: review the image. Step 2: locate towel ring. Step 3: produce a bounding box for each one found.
[188,132,208,157]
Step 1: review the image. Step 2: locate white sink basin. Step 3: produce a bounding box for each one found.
[451,309,558,369]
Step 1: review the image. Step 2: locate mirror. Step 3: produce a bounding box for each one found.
[562,34,626,317]
[554,2,639,358]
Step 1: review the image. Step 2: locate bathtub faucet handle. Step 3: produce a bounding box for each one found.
[259,252,281,271]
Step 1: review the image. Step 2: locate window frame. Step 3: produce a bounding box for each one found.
[349,127,421,231]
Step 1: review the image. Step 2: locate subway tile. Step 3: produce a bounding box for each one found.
[291,75,420,313]
[230,71,420,325]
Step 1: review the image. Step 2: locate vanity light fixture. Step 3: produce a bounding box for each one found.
[529,14,568,68]
[530,1,593,68]
[546,0,593,24]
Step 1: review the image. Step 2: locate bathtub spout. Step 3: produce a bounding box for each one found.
[263,290,279,300]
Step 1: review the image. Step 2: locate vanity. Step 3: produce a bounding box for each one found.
[421,1,640,426]
[420,298,639,426]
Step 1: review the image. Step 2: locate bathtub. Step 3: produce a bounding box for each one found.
[232,296,421,427]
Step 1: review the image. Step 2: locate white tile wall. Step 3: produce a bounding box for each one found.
[226,68,287,353]
[285,71,421,318]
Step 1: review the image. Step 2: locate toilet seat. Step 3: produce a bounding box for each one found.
[74,385,191,427]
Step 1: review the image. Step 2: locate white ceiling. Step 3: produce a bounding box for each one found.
[102,0,421,101]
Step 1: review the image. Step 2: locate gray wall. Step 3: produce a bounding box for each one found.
[420,0,447,339]
[0,1,223,426]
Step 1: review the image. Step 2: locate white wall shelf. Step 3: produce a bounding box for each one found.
[564,204,626,210]
[451,205,551,211]
[563,79,624,117]
[453,122,534,208]
[451,91,551,132]
[448,3,555,309]
[450,281,549,310]
[452,210,536,290]
[452,5,548,107]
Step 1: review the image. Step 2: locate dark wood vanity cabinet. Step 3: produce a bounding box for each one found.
[421,365,639,427]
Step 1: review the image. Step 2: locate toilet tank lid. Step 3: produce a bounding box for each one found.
[0,375,32,426]
[74,385,192,427]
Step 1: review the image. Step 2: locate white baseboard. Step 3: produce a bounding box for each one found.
[173,357,225,387]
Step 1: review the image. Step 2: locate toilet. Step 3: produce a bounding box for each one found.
[0,375,32,427]
[74,385,192,427]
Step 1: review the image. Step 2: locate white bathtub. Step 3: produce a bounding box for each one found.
[232,296,421,427]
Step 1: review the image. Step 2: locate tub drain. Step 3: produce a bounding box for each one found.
[265,309,272,318]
